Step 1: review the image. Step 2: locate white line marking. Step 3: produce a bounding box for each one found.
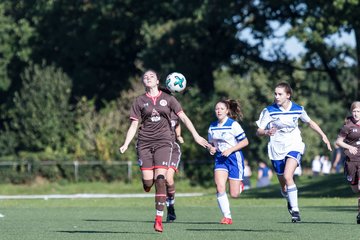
[0,193,204,200]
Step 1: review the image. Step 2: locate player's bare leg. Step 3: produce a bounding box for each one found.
[215,170,232,224]
[284,158,301,222]
[277,175,292,215]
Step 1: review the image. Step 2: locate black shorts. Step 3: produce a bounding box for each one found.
[344,159,360,185]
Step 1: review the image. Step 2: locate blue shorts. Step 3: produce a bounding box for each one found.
[214,151,244,180]
[271,151,302,175]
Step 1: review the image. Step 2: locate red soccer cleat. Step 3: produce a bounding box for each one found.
[154,216,163,232]
[220,217,233,225]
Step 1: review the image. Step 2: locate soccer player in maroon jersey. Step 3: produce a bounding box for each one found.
[336,101,360,224]
[119,69,209,232]
[165,111,184,223]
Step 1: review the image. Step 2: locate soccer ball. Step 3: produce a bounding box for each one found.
[166,72,187,93]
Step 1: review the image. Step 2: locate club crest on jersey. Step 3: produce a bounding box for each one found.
[160,99,167,106]
[352,128,358,132]
[143,103,149,108]
[151,109,161,122]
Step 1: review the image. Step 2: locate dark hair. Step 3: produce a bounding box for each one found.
[141,69,160,82]
[217,99,243,121]
[275,82,293,100]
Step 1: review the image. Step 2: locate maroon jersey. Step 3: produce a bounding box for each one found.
[130,91,183,143]
[338,117,360,162]
[170,111,180,142]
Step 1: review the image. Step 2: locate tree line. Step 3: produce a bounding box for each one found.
[0,1,358,183]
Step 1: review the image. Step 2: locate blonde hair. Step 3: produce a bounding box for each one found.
[350,101,360,111]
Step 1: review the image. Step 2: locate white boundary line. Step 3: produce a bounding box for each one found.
[0,193,204,200]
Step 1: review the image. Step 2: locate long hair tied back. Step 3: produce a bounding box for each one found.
[220,99,243,121]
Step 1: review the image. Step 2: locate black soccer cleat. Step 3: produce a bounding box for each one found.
[357,212,360,224]
[166,205,176,222]
[291,211,301,223]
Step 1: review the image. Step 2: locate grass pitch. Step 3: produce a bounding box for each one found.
[1,196,358,240]
[0,174,359,240]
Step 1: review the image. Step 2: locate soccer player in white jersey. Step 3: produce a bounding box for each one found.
[256,82,332,222]
[208,99,249,225]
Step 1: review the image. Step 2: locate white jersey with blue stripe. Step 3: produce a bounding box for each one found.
[208,117,247,152]
[256,101,311,160]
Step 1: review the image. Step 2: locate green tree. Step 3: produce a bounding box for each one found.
[8,63,72,152]
[5,0,147,104]
[71,77,144,162]
[243,0,359,102]
[0,2,33,95]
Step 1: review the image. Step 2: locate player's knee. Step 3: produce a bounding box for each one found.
[230,191,240,198]
[155,175,166,193]
[155,174,166,185]
[166,178,174,186]
[283,173,293,184]
[166,179,175,188]
[216,184,226,193]
[156,174,165,180]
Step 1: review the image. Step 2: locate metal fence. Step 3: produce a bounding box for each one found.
[0,160,134,182]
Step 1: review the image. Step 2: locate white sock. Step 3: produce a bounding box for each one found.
[166,198,175,207]
[169,199,175,205]
[217,192,231,218]
[287,184,299,212]
[156,210,164,217]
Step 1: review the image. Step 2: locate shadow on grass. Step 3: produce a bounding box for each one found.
[242,174,354,198]
[84,219,154,223]
[56,230,155,234]
[84,219,219,225]
[187,228,292,233]
[303,205,356,212]
[278,221,352,225]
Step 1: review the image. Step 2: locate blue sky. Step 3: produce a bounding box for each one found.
[238,22,356,61]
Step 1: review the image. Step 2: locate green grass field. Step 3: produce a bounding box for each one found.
[0,174,359,240]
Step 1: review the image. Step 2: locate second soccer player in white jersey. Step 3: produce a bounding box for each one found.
[208,99,249,225]
[256,82,332,223]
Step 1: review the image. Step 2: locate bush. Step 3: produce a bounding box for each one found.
[8,62,73,152]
